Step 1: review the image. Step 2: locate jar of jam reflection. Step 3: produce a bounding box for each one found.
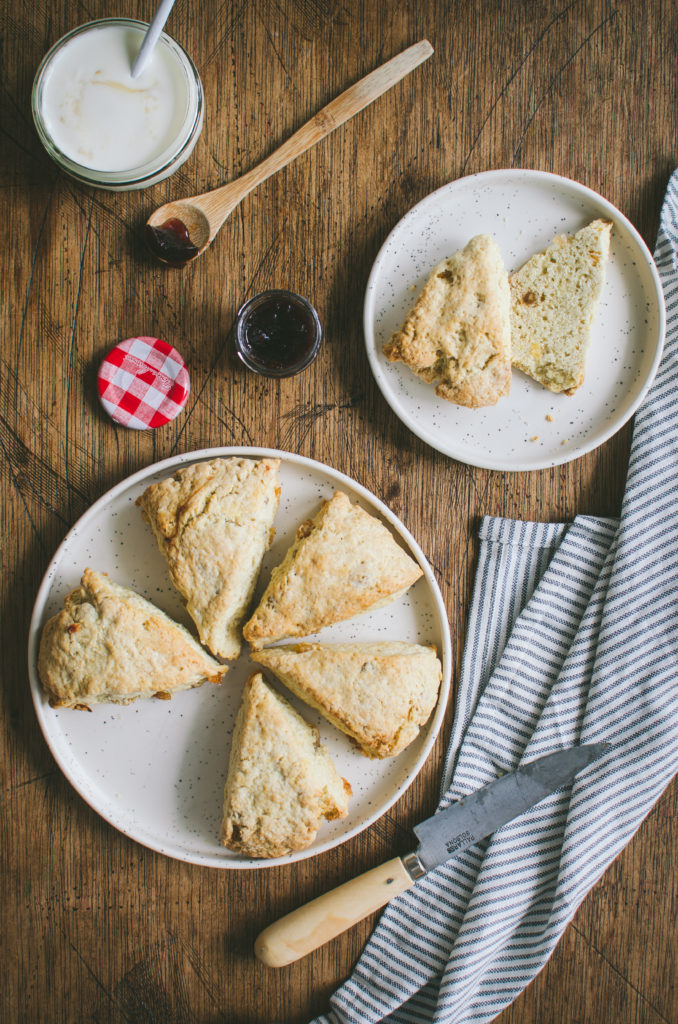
[234,290,322,377]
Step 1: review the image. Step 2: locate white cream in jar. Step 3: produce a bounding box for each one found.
[32,19,203,190]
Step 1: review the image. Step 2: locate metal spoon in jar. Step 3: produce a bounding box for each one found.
[131,0,177,78]
[145,39,433,266]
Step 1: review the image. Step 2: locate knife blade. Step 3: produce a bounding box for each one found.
[254,742,610,967]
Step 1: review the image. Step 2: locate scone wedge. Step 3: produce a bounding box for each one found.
[383,234,512,407]
[252,642,442,758]
[220,673,351,857]
[242,491,423,649]
[137,457,280,659]
[37,569,226,709]
[510,219,612,394]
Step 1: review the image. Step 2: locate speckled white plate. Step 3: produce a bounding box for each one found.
[364,169,665,470]
[28,448,451,869]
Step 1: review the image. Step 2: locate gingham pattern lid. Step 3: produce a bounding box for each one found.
[97,336,190,429]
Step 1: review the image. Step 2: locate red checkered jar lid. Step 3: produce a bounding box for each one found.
[97,337,190,429]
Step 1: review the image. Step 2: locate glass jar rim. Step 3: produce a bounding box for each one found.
[31,18,203,188]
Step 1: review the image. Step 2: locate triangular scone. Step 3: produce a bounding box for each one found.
[383,235,511,408]
[137,457,280,659]
[37,569,226,709]
[220,673,351,857]
[510,219,612,394]
[242,491,423,649]
[252,642,442,758]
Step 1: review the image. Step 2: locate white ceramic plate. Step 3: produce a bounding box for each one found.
[28,448,451,869]
[364,169,665,470]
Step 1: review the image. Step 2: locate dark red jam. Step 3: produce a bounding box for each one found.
[235,291,321,377]
[145,218,199,266]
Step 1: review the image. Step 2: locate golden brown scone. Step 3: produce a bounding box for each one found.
[37,569,227,709]
[383,235,511,407]
[220,673,351,857]
[136,457,280,660]
[510,219,612,394]
[252,641,442,758]
[242,491,423,649]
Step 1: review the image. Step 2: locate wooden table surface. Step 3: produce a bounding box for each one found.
[2,1,676,1021]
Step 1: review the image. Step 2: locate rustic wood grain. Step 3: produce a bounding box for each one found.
[1,1,676,1022]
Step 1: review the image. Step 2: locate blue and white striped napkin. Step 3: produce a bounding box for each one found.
[313,170,678,1024]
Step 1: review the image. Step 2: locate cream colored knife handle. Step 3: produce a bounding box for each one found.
[254,856,416,967]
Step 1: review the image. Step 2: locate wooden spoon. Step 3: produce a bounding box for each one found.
[145,39,433,265]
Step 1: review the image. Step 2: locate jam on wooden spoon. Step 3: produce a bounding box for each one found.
[144,41,433,265]
[145,218,200,266]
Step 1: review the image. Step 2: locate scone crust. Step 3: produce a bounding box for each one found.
[220,673,351,857]
[242,491,423,649]
[383,234,512,408]
[137,457,281,659]
[252,641,442,758]
[510,219,612,394]
[37,569,226,708]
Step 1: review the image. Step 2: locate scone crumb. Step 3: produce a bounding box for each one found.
[296,519,314,540]
[510,219,612,394]
[545,414,554,422]
[530,436,539,442]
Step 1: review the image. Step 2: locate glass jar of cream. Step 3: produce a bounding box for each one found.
[31,18,203,191]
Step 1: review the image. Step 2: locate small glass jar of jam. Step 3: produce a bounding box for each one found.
[234,290,322,377]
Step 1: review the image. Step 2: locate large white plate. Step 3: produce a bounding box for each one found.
[28,448,451,869]
[364,169,665,470]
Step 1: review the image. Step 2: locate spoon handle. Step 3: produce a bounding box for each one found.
[200,39,433,222]
[131,0,177,78]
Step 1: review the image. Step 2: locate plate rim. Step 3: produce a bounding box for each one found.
[27,445,452,870]
[363,168,666,471]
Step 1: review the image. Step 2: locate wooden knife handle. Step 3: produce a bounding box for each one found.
[254,856,415,967]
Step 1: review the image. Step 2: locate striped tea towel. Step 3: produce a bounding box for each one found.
[312,173,678,1024]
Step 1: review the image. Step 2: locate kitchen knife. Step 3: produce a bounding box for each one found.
[254,742,610,967]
